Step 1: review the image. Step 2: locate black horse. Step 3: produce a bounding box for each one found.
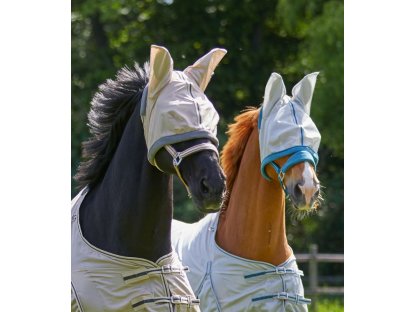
[71,45,227,311]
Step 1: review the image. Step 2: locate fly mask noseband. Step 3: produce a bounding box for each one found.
[164,143,219,191]
[258,72,321,194]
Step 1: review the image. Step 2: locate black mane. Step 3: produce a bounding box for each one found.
[74,62,149,190]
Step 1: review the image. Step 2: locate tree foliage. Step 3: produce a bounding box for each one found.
[72,0,344,257]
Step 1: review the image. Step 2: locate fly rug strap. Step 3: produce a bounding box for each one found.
[245,267,312,305]
[132,295,200,311]
[123,265,200,311]
[122,264,190,284]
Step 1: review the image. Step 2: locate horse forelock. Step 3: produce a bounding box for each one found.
[220,107,260,211]
[74,62,150,190]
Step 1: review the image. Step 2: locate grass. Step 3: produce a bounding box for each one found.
[311,297,344,312]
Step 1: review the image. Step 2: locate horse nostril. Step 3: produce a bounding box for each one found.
[294,183,303,199]
[201,178,210,194]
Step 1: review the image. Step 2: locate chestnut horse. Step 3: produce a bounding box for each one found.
[172,72,321,311]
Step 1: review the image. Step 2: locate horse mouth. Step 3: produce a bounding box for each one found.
[192,192,225,213]
[187,172,226,213]
[287,196,320,221]
[288,203,317,221]
[286,185,323,221]
[193,199,222,213]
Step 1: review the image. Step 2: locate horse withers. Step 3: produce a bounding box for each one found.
[71,45,227,312]
[172,72,322,311]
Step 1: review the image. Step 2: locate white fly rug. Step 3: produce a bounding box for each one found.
[172,213,310,312]
[71,188,200,312]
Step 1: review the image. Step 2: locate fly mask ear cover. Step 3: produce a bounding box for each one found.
[258,72,321,190]
[141,45,227,177]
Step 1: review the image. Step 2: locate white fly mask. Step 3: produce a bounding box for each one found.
[258,72,321,190]
[140,45,227,188]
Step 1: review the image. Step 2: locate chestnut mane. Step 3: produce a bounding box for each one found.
[220,107,260,210]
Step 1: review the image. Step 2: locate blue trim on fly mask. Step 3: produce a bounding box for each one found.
[140,84,148,117]
[289,100,304,145]
[260,147,319,195]
[261,146,319,181]
[258,107,263,129]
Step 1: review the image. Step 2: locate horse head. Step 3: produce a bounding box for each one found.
[259,72,322,219]
[143,45,227,213]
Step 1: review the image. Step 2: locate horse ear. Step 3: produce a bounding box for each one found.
[262,73,286,117]
[184,48,227,91]
[148,45,173,101]
[292,72,319,115]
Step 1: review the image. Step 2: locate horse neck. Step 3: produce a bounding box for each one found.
[79,104,173,261]
[216,127,292,265]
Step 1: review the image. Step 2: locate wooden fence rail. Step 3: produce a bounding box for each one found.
[296,244,344,310]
